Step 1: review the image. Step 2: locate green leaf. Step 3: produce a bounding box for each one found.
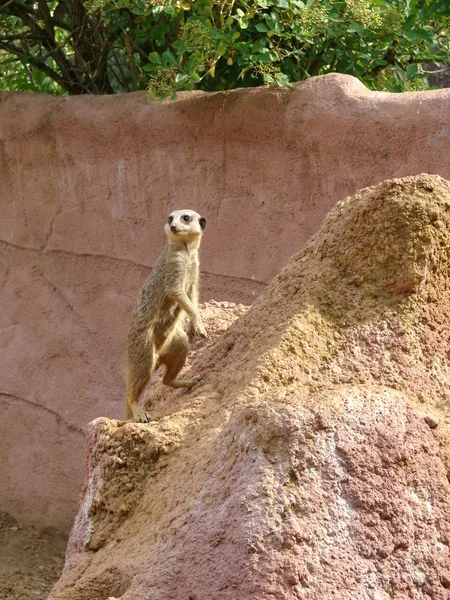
[148,52,161,65]
[175,73,189,84]
[371,58,388,67]
[346,24,364,34]
[252,39,266,53]
[413,29,435,43]
[406,63,419,78]
[210,28,228,40]
[235,41,251,53]
[173,41,188,55]
[275,0,289,7]
[404,14,417,29]
[254,53,273,63]
[162,50,178,67]
[185,54,202,73]
[255,23,269,32]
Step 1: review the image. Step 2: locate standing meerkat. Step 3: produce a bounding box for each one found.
[126,209,207,423]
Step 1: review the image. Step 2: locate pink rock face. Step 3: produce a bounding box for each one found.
[50,175,450,599]
[1,75,450,530]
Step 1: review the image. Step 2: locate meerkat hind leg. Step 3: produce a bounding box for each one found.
[160,329,203,389]
[126,354,153,422]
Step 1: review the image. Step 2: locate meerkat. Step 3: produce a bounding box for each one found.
[126,209,207,422]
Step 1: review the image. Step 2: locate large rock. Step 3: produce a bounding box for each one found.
[50,174,450,599]
[2,74,450,530]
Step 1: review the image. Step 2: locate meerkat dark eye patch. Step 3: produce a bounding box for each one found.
[182,215,190,222]
[199,217,206,230]
[168,215,174,224]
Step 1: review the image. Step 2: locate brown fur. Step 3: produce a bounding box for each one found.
[126,209,207,422]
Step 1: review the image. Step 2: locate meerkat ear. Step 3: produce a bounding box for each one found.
[199,217,207,230]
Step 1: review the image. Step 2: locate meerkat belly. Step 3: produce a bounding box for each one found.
[151,298,182,350]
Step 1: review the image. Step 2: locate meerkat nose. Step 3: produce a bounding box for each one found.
[170,225,177,232]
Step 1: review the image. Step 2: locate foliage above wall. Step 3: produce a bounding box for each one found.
[0,0,449,97]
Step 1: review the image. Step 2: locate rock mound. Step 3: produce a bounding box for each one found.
[50,174,450,600]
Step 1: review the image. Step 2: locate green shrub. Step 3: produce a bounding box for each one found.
[0,0,448,96]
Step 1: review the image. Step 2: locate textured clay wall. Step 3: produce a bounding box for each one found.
[1,74,450,530]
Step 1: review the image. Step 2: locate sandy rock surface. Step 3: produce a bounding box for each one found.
[50,174,450,600]
[0,512,66,600]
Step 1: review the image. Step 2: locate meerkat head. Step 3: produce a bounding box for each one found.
[165,209,206,242]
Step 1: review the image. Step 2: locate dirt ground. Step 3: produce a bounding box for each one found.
[0,512,67,600]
